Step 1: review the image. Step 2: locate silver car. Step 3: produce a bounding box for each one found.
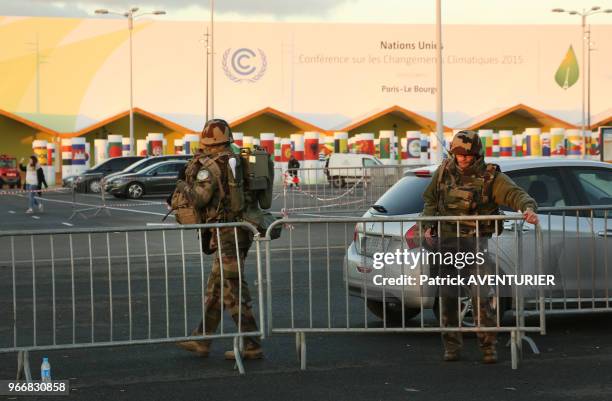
[345,158,612,324]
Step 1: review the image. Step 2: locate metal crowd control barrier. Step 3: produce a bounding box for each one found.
[274,165,412,215]
[68,181,110,220]
[263,215,545,370]
[530,205,612,315]
[0,222,264,378]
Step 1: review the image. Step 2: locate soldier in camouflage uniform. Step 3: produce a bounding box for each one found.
[421,130,539,364]
[175,119,263,360]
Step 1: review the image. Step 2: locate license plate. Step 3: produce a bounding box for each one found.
[360,235,391,257]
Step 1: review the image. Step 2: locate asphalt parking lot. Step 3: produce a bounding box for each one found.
[1,189,611,401]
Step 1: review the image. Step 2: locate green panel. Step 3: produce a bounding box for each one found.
[347,113,433,137]
[477,112,548,132]
[80,113,186,154]
[0,115,54,159]
[232,114,305,138]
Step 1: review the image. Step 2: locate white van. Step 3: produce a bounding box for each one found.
[324,153,384,187]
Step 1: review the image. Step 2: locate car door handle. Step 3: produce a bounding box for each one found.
[503,221,531,232]
[597,230,612,237]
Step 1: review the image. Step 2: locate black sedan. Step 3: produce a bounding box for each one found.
[63,156,144,193]
[104,160,187,199]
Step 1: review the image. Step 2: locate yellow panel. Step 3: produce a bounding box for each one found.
[232,114,305,138]
[0,18,81,61]
[0,19,149,113]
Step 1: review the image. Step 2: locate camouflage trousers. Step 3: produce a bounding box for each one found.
[194,244,260,348]
[428,237,498,353]
[438,263,498,353]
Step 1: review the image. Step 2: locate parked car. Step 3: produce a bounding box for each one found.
[104,160,188,199]
[345,158,612,324]
[0,154,21,189]
[63,156,144,193]
[104,154,192,183]
[324,153,384,188]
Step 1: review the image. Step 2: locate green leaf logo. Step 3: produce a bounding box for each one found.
[555,45,579,89]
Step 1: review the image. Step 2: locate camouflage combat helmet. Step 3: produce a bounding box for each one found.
[449,130,483,156]
[200,119,234,146]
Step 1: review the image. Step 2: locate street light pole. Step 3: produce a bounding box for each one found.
[552,6,612,158]
[210,0,215,119]
[94,7,166,155]
[434,0,444,163]
[128,9,134,155]
[580,13,586,153]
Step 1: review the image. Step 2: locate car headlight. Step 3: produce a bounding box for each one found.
[109,177,129,185]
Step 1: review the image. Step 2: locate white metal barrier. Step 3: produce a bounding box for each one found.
[0,222,264,378]
[263,215,546,370]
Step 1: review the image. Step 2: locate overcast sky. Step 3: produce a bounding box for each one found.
[2,0,612,24]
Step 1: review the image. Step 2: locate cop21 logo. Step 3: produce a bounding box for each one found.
[222,48,267,83]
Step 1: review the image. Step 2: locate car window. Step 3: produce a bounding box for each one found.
[151,163,182,174]
[363,158,377,167]
[570,168,612,205]
[505,168,568,208]
[115,158,140,170]
[370,175,431,215]
[124,158,152,172]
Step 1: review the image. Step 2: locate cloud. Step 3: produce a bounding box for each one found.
[0,0,89,18]
[0,0,356,19]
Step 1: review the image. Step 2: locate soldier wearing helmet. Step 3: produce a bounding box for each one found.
[421,130,539,364]
[175,119,263,360]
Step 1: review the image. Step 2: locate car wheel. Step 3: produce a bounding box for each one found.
[432,291,510,327]
[332,176,346,188]
[89,179,101,193]
[366,299,420,324]
[127,182,144,199]
[433,294,475,327]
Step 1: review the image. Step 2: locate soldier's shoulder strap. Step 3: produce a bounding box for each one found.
[436,158,451,190]
[482,163,501,201]
[435,158,452,213]
[197,154,225,200]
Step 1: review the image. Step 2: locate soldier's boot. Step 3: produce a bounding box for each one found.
[482,348,497,364]
[224,341,263,360]
[441,332,463,362]
[177,329,211,357]
[478,332,498,364]
[443,350,460,362]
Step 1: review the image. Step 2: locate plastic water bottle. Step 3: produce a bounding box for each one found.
[41,357,51,382]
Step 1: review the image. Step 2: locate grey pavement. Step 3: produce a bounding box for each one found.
[0,189,611,401]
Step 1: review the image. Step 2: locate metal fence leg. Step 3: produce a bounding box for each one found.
[510,331,519,370]
[23,351,32,382]
[233,336,246,375]
[16,351,23,380]
[16,350,33,381]
[295,332,301,362]
[521,335,540,355]
[300,332,307,371]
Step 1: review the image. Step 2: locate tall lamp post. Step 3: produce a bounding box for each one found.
[552,6,612,156]
[94,7,166,155]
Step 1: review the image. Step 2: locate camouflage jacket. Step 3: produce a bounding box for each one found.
[421,158,537,237]
[176,147,252,249]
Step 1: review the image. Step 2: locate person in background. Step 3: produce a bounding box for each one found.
[287,154,300,188]
[19,155,47,214]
